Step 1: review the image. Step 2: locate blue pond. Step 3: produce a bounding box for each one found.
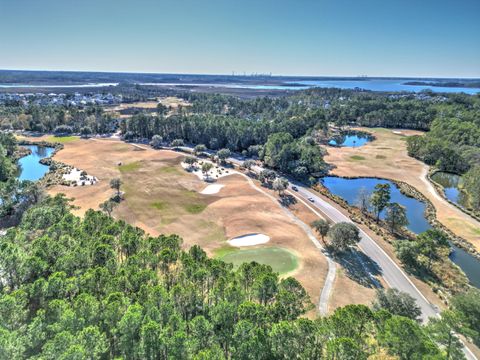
[430,172,469,208]
[18,145,55,181]
[328,134,371,147]
[320,176,480,287]
[321,177,431,233]
[450,246,480,288]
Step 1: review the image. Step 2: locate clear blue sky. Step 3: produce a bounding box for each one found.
[1,0,479,77]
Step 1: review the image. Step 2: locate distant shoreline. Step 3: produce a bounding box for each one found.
[403,81,480,89]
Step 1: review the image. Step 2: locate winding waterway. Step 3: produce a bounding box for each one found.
[320,176,480,287]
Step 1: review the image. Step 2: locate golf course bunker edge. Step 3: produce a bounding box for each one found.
[228,233,270,247]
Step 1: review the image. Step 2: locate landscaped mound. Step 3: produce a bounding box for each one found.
[200,183,224,194]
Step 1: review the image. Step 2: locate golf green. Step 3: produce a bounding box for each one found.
[220,247,298,274]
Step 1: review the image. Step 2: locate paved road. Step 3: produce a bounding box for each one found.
[291,183,478,360]
[290,181,439,320]
[225,154,438,319]
[235,172,337,315]
[227,155,476,359]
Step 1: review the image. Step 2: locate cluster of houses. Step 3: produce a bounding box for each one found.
[387,93,448,102]
[0,92,123,106]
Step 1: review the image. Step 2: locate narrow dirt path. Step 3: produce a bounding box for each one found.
[237,173,337,315]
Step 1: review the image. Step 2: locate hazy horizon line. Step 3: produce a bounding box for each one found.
[1,68,479,81]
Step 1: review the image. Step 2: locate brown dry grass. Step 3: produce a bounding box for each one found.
[325,127,480,251]
[104,96,190,117]
[33,137,328,309]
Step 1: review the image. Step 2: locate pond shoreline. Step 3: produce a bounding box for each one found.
[325,129,375,147]
[314,174,480,295]
[317,173,480,261]
[16,139,97,187]
[427,169,480,223]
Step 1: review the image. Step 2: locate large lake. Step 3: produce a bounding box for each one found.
[138,79,480,94]
[321,176,480,287]
[18,145,55,181]
[295,79,480,94]
[2,79,479,94]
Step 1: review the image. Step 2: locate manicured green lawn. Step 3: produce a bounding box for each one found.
[219,247,298,274]
[119,161,141,173]
[184,203,207,214]
[158,165,182,175]
[349,155,366,161]
[45,135,79,143]
[151,201,168,210]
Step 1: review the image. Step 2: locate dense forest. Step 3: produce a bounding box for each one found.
[1,194,478,359]
[0,104,118,134]
[406,95,480,209]
[184,89,476,131]
[121,110,329,178]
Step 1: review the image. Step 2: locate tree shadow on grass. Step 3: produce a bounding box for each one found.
[332,248,384,289]
[279,194,297,207]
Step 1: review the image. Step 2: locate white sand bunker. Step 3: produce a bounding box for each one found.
[181,161,236,181]
[228,233,270,247]
[200,184,224,195]
[63,168,97,186]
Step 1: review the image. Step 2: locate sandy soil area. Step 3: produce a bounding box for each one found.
[325,127,480,251]
[200,184,224,195]
[62,167,97,186]
[104,97,190,118]
[30,137,329,308]
[181,161,234,181]
[228,233,270,247]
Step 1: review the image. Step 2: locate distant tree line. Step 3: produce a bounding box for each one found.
[406,96,480,210]
[0,104,118,134]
